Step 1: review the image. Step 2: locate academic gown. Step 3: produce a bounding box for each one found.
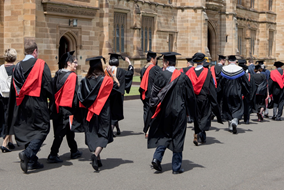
[76,76,113,152]
[243,73,257,119]
[218,65,250,121]
[268,69,284,105]
[147,70,196,153]
[211,64,223,82]
[188,68,222,131]
[0,65,15,137]
[139,64,161,133]
[109,66,134,123]
[52,69,79,136]
[6,58,54,146]
[180,66,193,74]
[253,73,267,111]
[248,64,255,75]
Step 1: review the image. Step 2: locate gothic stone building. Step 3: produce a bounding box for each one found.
[0,0,283,75]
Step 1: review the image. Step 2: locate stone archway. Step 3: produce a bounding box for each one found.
[58,32,77,69]
[208,21,217,62]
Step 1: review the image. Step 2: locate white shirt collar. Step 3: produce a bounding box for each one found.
[166,66,176,73]
[23,54,35,61]
[195,65,203,71]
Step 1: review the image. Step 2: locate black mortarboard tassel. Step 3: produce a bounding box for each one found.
[86,56,106,68]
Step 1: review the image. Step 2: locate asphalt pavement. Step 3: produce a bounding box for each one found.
[1,99,284,190]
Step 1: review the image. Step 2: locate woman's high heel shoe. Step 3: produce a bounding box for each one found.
[8,142,15,149]
[1,146,11,153]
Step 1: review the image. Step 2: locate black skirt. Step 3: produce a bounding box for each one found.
[255,95,266,112]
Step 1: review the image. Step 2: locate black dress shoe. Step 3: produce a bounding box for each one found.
[91,154,99,171]
[47,155,63,163]
[98,160,103,167]
[151,159,162,172]
[245,121,249,124]
[28,162,44,170]
[116,124,121,135]
[172,168,184,174]
[8,142,15,149]
[264,114,269,118]
[19,151,29,173]
[70,151,82,159]
[272,116,276,120]
[1,146,11,153]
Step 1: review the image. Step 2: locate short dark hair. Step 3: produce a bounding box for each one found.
[164,58,176,66]
[24,40,37,55]
[64,55,77,68]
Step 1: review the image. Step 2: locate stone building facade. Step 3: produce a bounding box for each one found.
[0,0,283,75]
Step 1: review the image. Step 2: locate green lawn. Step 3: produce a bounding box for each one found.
[132,76,141,83]
[125,86,140,96]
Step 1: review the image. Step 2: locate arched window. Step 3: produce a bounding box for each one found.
[114,13,126,53]
[141,16,154,52]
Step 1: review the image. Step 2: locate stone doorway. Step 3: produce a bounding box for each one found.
[207,22,217,62]
[58,32,77,69]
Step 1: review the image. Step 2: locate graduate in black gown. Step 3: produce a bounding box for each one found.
[0,48,17,153]
[257,61,270,118]
[47,51,82,163]
[6,40,54,173]
[187,53,222,146]
[76,56,114,171]
[104,53,134,136]
[268,61,284,121]
[238,60,257,124]
[253,65,268,121]
[148,52,196,174]
[217,55,250,134]
[139,51,161,137]
[180,58,195,123]
[211,55,226,85]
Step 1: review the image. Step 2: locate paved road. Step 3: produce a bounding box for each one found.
[1,100,284,190]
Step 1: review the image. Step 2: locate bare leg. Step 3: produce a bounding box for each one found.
[94,147,103,157]
[2,135,10,147]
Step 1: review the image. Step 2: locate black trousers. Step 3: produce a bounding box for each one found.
[243,99,251,122]
[50,123,78,156]
[273,101,284,118]
[24,139,44,164]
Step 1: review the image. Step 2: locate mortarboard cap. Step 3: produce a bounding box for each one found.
[256,60,264,65]
[203,61,211,68]
[160,52,181,63]
[228,55,237,62]
[218,55,226,60]
[274,61,284,67]
[109,53,125,61]
[186,58,192,62]
[192,53,206,64]
[238,63,248,71]
[255,64,262,70]
[86,56,106,68]
[147,51,157,59]
[238,59,247,64]
[58,51,75,69]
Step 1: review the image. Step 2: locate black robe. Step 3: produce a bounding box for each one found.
[6,58,54,146]
[218,68,250,120]
[269,69,284,105]
[213,64,223,82]
[148,70,196,153]
[244,73,257,114]
[180,66,193,74]
[77,76,113,152]
[253,73,267,111]
[192,68,222,131]
[139,64,161,132]
[52,69,79,136]
[0,65,15,138]
[110,66,134,123]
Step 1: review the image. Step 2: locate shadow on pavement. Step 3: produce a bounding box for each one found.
[209,126,220,132]
[224,127,253,134]
[201,136,223,145]
[154,160,204,174]
[116,130,143,137]
[99,158,134,171]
